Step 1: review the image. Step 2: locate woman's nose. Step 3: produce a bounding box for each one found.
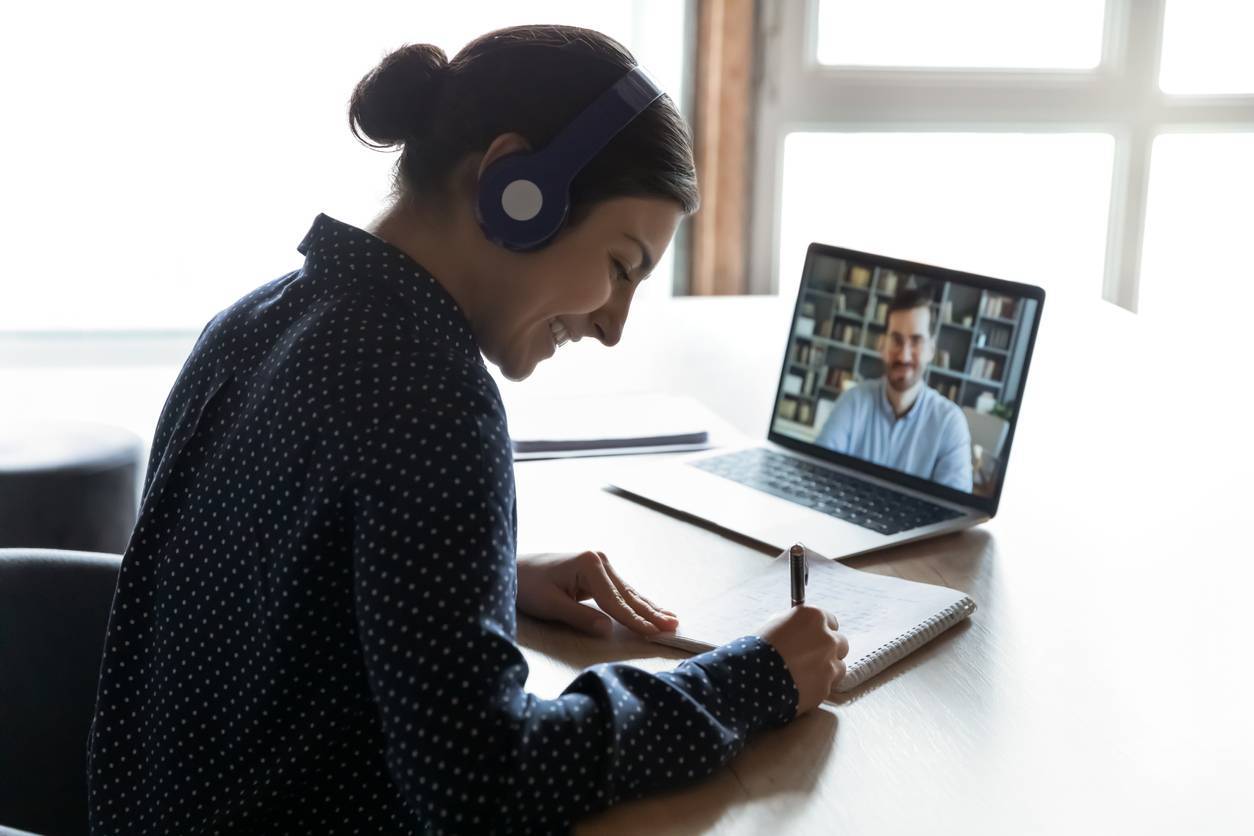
[587,300,628,348]
[594,320,621,347]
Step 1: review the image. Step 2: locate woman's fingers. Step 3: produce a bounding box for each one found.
[596,552,679,630]
[833,630,850,660]
[581,553,661,635]
[542,592,614,637]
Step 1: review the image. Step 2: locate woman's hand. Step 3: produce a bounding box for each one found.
[754,606,849,716]
[516,551,679,637]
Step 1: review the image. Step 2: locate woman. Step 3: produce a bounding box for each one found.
[87,25,847,835]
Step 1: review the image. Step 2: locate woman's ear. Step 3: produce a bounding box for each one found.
[477,132,533,179]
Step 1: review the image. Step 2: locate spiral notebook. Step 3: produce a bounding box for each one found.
[650,546,975,693]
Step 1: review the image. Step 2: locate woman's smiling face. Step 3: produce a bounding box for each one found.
[486,194,684,382]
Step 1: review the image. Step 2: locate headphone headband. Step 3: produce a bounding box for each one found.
[543,67,663,179]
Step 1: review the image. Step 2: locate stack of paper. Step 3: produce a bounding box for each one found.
[508,392,715,460]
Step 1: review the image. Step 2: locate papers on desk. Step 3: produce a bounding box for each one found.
[509,392,718,460]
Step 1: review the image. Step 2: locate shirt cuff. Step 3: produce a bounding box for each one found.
[682,634,799,735]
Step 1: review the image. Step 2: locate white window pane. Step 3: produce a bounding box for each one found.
[1140,134,1254,323]
[1160,0,1254,94]
[1,0,685,332]
[777,133,1114,303]
[815,0,1104,69]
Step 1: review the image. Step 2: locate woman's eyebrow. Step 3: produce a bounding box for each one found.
[625,233,655,276]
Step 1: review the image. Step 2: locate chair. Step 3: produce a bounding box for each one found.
[961,406,1010,460]
[0,421,142,554]
[0,549,122,836]
[961,407,1011,490]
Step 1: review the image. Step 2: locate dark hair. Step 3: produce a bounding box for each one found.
[347,25,699,223]
[886,287,935,334]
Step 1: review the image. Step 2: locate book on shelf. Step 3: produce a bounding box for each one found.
[980,293,1017,319]
[875,302,888,323]
[848,265,871,288]
[780,398,798,420]
[818,318,834,338]
[970,356,1001,381]
[977,327,1011,350]
[803,369,817,396]
[797,400,814,425]
[992,325,1012,350]
[793,339,817,365]
[880,270,900,295]
[815,397,836,431]
[836,293,847,312]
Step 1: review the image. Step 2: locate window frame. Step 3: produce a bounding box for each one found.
[748,0,1254,310]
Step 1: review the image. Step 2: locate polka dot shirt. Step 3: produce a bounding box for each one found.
[86,213,799,835]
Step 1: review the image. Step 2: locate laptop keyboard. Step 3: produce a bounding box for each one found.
[689,447,964,535]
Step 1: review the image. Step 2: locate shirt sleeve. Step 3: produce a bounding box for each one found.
[349,397,799,833]
[931,406,974,492]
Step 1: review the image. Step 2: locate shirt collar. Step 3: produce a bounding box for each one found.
[297,212,482,365]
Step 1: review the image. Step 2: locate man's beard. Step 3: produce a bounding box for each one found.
[887,365,917,391]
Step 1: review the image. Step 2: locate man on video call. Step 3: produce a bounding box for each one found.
[815,288,974,492]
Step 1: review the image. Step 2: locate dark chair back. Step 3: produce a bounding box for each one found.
[0,549,122,836]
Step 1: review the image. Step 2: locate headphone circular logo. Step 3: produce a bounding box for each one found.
[501,180,544,222]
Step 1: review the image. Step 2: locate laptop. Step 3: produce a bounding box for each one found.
[607,242,1045,560]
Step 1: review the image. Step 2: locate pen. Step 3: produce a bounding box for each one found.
[790,542,808,606]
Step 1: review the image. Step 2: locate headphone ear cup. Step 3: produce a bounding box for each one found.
[475,152,571,251]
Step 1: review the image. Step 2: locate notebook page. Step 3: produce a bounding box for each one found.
[653,552,973,687]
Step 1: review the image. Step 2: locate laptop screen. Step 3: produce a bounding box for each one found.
[770,244,1044,506]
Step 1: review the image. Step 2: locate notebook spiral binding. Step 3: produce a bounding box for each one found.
[839,597,977,691]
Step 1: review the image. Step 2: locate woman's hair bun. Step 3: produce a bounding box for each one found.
[349,43,449,148]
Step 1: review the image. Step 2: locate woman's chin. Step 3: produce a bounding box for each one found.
[495,330,555,382]
[499,353,540,382]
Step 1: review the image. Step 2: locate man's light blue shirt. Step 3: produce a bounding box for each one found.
[815,377,973,492]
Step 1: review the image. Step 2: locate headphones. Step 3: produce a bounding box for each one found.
[475,66,663,252]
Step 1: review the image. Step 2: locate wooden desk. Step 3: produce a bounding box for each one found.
[510,292,1249,835]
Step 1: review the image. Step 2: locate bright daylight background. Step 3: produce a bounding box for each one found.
[778,0,1253,312]
[0,0,688,332]
[1,0,1251,442]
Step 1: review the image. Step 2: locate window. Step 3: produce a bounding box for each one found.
[816,0,1105,70]
[1159,0,1254,95]
[1139,132,1254,322]
[778,132,1114,304]
[752,0,1254,310]
[2,0,690,336]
